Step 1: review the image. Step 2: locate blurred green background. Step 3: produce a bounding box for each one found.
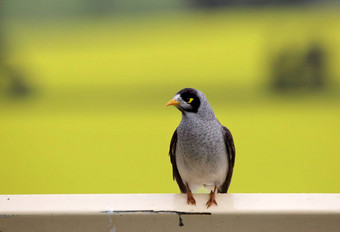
[0,0,339,194]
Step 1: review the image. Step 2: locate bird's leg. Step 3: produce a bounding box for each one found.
[186,183,196,205]
[206,185,218,208]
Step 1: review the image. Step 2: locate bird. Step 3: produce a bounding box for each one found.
[166,88,235,208]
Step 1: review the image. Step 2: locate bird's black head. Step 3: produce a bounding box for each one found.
[166,88,201,113]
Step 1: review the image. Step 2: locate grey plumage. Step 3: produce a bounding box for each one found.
[167,88,235,203]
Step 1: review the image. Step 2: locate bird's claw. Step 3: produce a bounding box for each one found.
[206,198,218,208]
[187,195,196,205]
[185,184,196,205]
[206,188,218,208]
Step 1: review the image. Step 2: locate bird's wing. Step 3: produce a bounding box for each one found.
[219,126,236,193]
[169,129,187,193]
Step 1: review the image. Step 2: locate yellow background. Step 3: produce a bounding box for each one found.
[1,7,339,194]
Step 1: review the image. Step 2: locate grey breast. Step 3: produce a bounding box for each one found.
[175,118,228,186]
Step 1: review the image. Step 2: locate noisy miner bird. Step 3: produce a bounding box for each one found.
[166,88,235,208]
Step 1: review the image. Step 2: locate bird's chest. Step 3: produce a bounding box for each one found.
[176,122,226,182]
[177,120,223,154]
[177,126,221,157]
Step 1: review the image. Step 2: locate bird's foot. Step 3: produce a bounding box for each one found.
[206,191,218,208]
[206,198,217,208]
[185,183,196,205]
[186,192,196,205]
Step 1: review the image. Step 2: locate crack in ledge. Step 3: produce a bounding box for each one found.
[101,210,211,227]
[0,214,20,218]
[100,210,211,216]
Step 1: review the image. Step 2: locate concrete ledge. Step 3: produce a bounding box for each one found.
[1,194,340,232]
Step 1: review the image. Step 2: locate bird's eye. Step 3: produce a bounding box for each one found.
[183,97,194,103]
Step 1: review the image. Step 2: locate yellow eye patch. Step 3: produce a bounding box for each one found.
[188,98,194,104]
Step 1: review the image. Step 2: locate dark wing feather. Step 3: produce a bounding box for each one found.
[169,129,187,193]
[218,126,236,193]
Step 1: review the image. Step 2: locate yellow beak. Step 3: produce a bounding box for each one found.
[166,99,180,106]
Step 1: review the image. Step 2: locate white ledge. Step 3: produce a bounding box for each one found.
[1,193,339,215]
[1,194,340,232]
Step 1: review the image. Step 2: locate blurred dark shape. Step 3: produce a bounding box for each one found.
[0,1,31,98]
[187,0,323,8]
[271,43,328,91]
[305,43,326,88]
[0,66,32,98]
